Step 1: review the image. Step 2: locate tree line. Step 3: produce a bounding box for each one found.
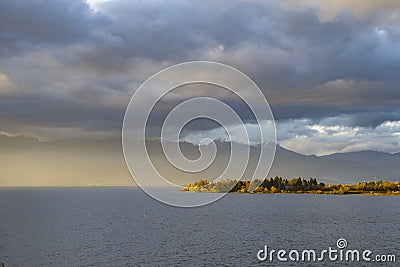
[183,177,400,195]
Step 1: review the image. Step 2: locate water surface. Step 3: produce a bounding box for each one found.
[0,188,399,266]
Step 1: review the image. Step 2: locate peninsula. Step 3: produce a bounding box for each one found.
[182,177,400,196]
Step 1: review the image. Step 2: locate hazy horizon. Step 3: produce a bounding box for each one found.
[1,134,400,186]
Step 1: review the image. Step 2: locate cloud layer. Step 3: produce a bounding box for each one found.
[0,0,399,154]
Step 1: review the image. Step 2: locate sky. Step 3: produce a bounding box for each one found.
[1,0,400,156]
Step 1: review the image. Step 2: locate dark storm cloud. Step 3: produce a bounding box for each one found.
[0,0,108,56]
[0,93,124,129]
[96,0,214,60]
[0,0,399,147]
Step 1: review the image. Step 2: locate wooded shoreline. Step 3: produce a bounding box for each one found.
[182,178,400,196]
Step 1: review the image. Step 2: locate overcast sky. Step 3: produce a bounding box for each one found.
[0,0,399,155]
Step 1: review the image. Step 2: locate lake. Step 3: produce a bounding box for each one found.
[0,188,399,266]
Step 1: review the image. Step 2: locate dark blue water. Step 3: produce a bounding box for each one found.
[0,188,399,266]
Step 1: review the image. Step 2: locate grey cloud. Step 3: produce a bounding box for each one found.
[0,0,400,150]
[0,94,124,136]
[272,104,400,126]
[299,0,400,21]
[91,0,216,61]
[0,0,108,56]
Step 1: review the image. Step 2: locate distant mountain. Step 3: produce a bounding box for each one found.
[0,134,399,186]
[271,145,400,183]
[113,139,400,184]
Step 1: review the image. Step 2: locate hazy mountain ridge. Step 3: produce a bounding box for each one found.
[272,145,400,183]
[0,134,399,185]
